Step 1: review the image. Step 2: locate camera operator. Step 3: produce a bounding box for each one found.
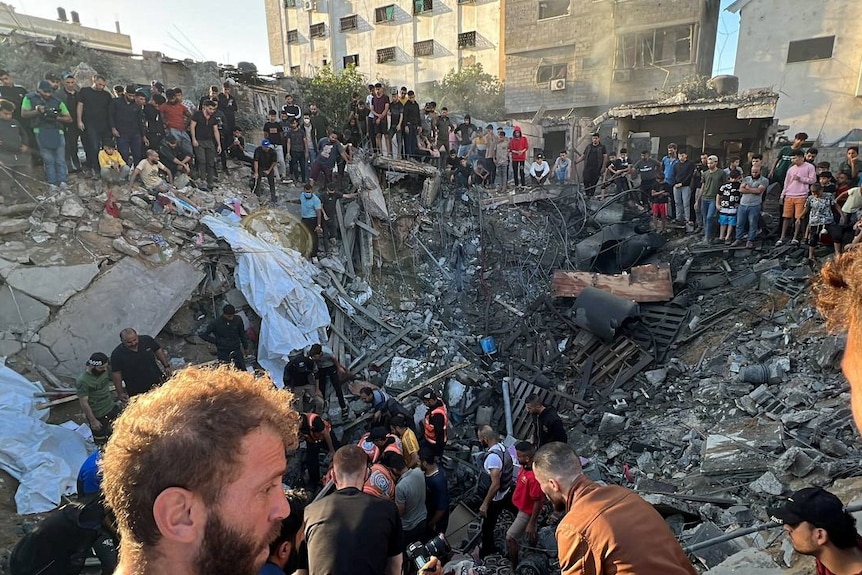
[21,80,72,192]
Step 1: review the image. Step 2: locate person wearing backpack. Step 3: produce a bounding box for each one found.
[477,425,516,558]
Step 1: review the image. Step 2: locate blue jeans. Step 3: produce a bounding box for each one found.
[39,142,68,185]
[701,198,717,240]
[735,203,761,241]
[116,133,143,165]
[457,144,471,158]
[168,128,193,158]
[555,168,568,182]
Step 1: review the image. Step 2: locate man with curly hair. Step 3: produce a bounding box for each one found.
[101,365,300,575]
[816,252,862,433]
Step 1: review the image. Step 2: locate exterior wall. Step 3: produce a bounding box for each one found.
[0,5,132,54]
[504,0,720,116]
[732,0,861,144]
[267,0,504,85]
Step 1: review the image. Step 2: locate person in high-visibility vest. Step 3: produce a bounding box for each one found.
[419,387,448,460]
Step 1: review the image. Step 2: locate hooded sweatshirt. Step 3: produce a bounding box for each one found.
[510,126,529,163]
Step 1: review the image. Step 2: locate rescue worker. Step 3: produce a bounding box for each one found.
[364,454,397,500]
[419,388,448,460]
[300,412,337,491]
[359,386,414,430]
[357,426,402,463]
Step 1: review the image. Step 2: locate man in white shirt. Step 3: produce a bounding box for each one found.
[529,153,550,186]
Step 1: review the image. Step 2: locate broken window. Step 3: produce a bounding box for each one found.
[343,54,359,68]
[536,63,567,85]
[414,0,433,15]
[377,46,397,64]
[286,30,299,44]
[414,40,434,57]
[340,15,358,31]
[458,31,477,49]
[538,0,569,20]
[615,24,693,69]
[309,23,326,38]
[290,65,301,76]
[787,36,835,63]
[375,5,396,22]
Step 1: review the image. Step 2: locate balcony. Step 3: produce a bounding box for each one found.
[377,46,396,64]
[414,40,434,57]
[309,22,326,38]
[458,31,476,48]
[340,14,358,31]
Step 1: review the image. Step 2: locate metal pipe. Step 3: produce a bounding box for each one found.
[501,377,514,438]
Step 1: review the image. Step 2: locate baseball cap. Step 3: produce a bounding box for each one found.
[45,73,60,82]
[87,352,109,367]
[770,487,847,527]
[418,387,437,400]
[262,139,272,147]
[536,153,544,159]
[37,80,54,92]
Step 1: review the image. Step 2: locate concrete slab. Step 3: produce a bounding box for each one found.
[0,286,50,333]
[37,257,204,377]
[0,257,17,279]
[701,419,783,475]
[6,264,100,306]
[0,339,23,358]
[708,549,783,575]
[25,342,59,368]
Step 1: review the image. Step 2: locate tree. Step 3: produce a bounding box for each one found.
[298,64,369,131]
[428,63,504,120]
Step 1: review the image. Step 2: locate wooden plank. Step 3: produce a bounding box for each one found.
[35,395,80,410]
[355,219,380,237]
[34,365,68,390]
[335,200,355,276]
[372,155,440,177]
[481,187,563,209]
[551,263,673,302]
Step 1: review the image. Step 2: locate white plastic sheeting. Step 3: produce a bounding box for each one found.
[0,364,90,514]
[202,215,331,386]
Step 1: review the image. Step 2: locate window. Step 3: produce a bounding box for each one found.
[458,31,477,48]
[536,63,567,84]
[309,22,326,38]
[290,65,301,76]
[414,40,434,57]
[414,0,433,14]
[377,46,396,64]
[787,36,835,63]
[286,29,299,44]
[538,0,569,20]
[615,24,693,69]
[340,15,358,31]
[375,5,396,22]
[343,54,359,67]
[284,0,297,7]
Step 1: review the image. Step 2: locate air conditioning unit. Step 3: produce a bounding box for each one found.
[613,69,631,83]
[550,78,566,91]
[304,0,314,10]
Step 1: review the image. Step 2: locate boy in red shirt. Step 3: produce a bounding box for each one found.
[506,441,545,564]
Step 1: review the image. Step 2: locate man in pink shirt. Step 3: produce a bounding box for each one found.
[506,441,545,565]
[778,149,817,245]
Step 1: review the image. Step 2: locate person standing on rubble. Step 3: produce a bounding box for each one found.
[77,75,113,179]
[506,441,545,565]
[110,328,173,400]
[771,487,862,575]
[309,343,349,417]
[21,80,72,192]
[525,394,567,447]
[533,442,697,575]
[299,411,337,491]
[199,304,250,371]
[419,388,448,460]
[477,425,516,558]
[318,182,358,254]
[300,183,324,257]
[76,352,122,446]
[57,74,82,173]
[0,98,30,198]
[284,348,324,414]
[109,84,145,166]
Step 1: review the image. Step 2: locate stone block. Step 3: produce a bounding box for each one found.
[0,288,50,333]
[0,218,29,235]
[98,215,124,238]
[112,237,141,257]
[60,197,86,218]
[701,420,783,475]
[6,263,99,306]
[749,471,784,495]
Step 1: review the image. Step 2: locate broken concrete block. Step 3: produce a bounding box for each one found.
[60,197,86,218]
[0,218,30,235]
[40,221,58,235]
[171,216,199,232]
[688,521,747,568]
[701,420,783,475]
[636,451,659,474]
[112,237,141,257]
[6,264,99,306]
[644,368,667,385]
[139,243,159,256]
[773,446,819,478]
[98,215,124,238]
[815,335,845,369]
[749,471,784,495]
[598,412,626,434]
[819,436,850,458]
[0,338,23,358]
[130,196,150,209]
[708,549,783,575]
[0,288,50,333]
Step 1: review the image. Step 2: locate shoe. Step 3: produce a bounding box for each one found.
[59,182,71,191]
[724,238,733,245]
[790,239,800,246]
[730,240,742,247]
[775,239,785,246]
[48,184,59,193]
[746,241,755,249]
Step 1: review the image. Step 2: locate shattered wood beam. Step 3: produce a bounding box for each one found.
[372,155,440,178]
[481,187,562,209]
[34,365,68,390]
[551,263,674,302]
[335,200,355,276]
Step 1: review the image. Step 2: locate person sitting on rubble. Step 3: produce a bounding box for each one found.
[390,414,419,468]
[299,412,337,491]
[199,304,250,371]
[553,150,571,183]
[359,386,414,430]
[227,126,253,166]
[158,135,194,188]
[472,157,491,187]
[129,148,173,193]
[452,156,472,188]
[253,139,278,203]
[771,487,862,575]
[528,153,550,186]
[0,98,30,199]
[524,394,567,447]
[284,348,324,414]
[98,139,130,184]
[76,352,122,446]
[419,388,448,461]
[21,80,73,193]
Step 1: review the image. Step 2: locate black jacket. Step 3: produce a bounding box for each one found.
[533,406,567,446]
[200,315,248,350]
[673,159,696,187]
[403,100,421,127]
[0,117,28,161]
[109,97,144,136]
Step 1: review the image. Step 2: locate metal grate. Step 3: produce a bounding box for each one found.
[376,46,396,64]
[510,379,576,441]
[309,22,326,38]
[413,40,434,57]
[458,31,476,48]
[286,30,299,44]
[339,15,358,31]
[374,4,395,22]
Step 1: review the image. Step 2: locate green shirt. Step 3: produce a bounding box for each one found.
[702,169,727,200]
[75,370,115,418]
[772,145,796,182]
[20,96,69,135]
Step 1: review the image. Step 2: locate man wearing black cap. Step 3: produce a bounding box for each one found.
[76,352,122,444]
[772,487,862,575]
[528,153,550,186]
[57,74,82,173]
[199,304,250,371]
[419,388,448,460]
[21,81,72,192]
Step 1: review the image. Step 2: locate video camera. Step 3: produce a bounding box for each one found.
[405,534,450,569]
[42,107,60,119]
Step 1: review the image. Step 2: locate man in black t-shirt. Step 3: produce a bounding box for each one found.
[159,135,193,186]
[575,133,609,196]
[284,348,323,413]
[263,109,287,183]
[319,183,358,251]
[304,445,403,575]
[633,149,661,207]
[189,99,221,190]
[253,139,278,202]
[110,328,171,400]
[77,75,113,176]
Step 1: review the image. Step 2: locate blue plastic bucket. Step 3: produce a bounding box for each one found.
[480,336,497,354]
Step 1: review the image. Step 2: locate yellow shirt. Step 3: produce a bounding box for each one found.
[99,150,127,169]
[401,428,419,465]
